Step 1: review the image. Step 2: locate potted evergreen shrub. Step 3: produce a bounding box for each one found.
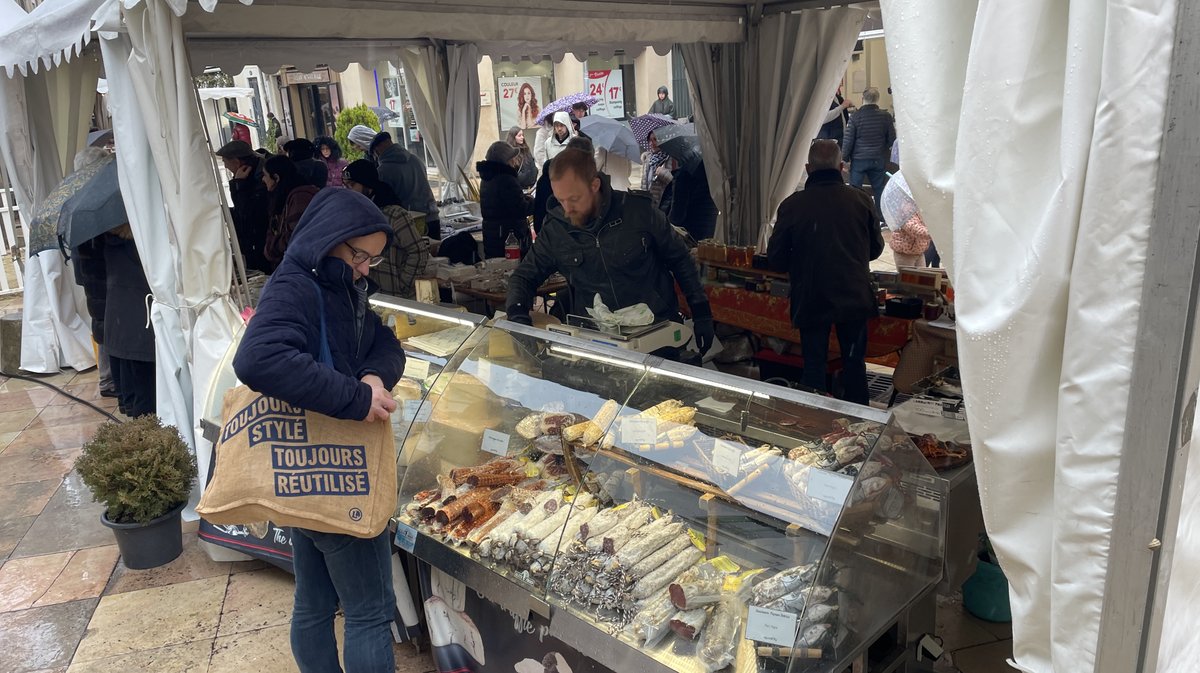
[75,416,198,569]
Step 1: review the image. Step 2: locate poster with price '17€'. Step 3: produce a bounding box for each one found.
[587,69,625,119]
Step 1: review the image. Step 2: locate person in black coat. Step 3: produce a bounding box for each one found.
[284,138,329,189]
[668,161,718,242]
[767,140,884,405]
[478,141,532,258]
[103,225,156,417]
[217,140,272,274]
[70,236,116,397]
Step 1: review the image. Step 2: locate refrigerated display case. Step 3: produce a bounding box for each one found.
[393,319,947,673]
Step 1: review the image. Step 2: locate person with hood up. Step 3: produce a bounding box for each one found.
[648,86,675,117]
[347,124,380,155]
[506,126,538,189]
[370,132,442,240]
[262,155,320,270]
[233,188,404,673]
[477,141,533,258]
[342,160,430,298]
[314,136,349,188]
[507,149,715,357]
[284,138,329,188]
[533,111,575,166]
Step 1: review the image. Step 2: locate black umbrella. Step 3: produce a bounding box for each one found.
[655,124,703,172]
[59,159,127,249]
[28,155,113,255]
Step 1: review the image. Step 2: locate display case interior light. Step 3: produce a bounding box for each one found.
[648,365,770,399]
[548,345,647,372]
[369,298,480,328]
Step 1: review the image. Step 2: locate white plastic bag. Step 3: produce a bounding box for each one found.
[586,294,655,329]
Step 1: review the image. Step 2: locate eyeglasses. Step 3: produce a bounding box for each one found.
[344,242,384,267]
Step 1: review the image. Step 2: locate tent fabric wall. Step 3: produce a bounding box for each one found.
[678,42,745,244]
[879,1,1176,671]
[96,0,241,515]
[0,66,96,374]
[397,43,482,200]
[0,0,106,77]
[750,8,864,249]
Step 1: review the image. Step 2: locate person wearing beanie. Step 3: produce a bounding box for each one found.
[368,132,442,240]
[342,159,430,298]
[478,141,533,259]
[347,124,379,153]
[233,188,404,673]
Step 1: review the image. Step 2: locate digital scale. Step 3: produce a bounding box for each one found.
[546,315,694,354]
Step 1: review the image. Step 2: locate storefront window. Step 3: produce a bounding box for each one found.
[584,52,636,120]
[492,58,555,132]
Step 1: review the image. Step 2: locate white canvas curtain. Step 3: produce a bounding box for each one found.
[397,42,481,200]
[750,9,864,249]
[880,1,1176,671]
[96,0,241,514]
[0,65,97,373]
[678,42,744,243]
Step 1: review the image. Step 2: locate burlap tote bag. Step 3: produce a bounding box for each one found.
[198,277,397,538]
[198,386,397,538]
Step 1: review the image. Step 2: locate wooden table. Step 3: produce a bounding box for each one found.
[444,277,569,312]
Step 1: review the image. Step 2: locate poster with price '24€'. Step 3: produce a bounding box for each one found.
[587,69,625,119]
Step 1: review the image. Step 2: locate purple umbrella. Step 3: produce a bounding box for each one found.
[535,93,599,125]
[629,114,678,150]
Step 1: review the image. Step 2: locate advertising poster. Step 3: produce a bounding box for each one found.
[586,69,625,119]
[418,563,618,673]
[498,76,546,129]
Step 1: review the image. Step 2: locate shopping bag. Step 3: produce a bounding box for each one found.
[197,384,397,538]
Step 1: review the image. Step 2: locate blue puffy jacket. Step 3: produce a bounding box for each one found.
[233,188,406,421]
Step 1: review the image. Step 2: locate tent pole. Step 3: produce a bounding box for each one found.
[1094,2,1200,671]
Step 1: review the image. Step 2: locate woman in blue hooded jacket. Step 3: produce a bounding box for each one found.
[233,188,405,673]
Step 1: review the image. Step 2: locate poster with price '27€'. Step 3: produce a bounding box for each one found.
[587,69,625,119]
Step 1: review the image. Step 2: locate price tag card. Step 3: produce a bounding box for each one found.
[403,400,433,423]
[404,358,431,381]
[745,605,799,647]
[620,417,658,445]
[394,522,418,553]
[481,429,511,456]
[806,469,855,505]
[712,439,743,476]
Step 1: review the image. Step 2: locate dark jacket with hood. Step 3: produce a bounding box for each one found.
[767,169,884,328]
[478,159,532,258]
[228,155,272,274]
[234,188,406,421]
[842,104,897,163]
[506,174,711,325]
[649,87,675,117]
[103,230,155,362]
[376,144,440,235]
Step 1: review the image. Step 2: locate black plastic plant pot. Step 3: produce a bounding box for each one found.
[101,502,186,570]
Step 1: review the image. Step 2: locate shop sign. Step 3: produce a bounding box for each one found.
[587,69,625,118]
[285,69,331,85]
[497,76,545,129]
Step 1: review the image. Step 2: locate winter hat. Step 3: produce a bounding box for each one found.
[215,140,255,159]
[368,132,392,155]
[347,124,378,149]
[485,141,518,164]
[342,159,380,189]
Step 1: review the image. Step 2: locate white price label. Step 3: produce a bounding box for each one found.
[806,469,855,505]
[481,429,511,456]
[404,358,431,381]
[620,417,658,446]
[394,522,418,552]
[403,400,433,423]
[745,605,799,647]
[712,439,743,476]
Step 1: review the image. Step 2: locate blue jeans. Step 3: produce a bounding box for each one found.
[800,320,870,406]
[849,157,889,222]
[290,528,396,673]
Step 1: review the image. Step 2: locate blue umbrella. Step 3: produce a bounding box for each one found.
[27,154,113,255]
[59,159,127,249]
[578,116,642,163]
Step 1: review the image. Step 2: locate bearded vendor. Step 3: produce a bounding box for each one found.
[504,148,715,356]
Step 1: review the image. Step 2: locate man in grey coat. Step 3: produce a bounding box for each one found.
[369,132,442,240]
[842,87,897,224]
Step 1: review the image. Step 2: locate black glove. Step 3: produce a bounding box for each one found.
[507,311,533,327]
[688,302,716,355]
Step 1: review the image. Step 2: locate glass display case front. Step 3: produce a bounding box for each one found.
[394,320,947,673]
